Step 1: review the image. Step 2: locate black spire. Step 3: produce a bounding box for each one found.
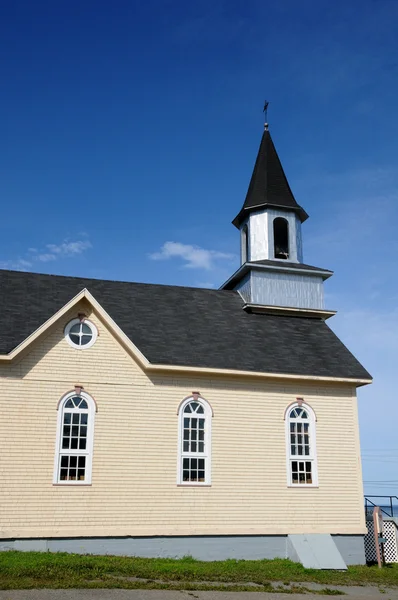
[232,127,308,228]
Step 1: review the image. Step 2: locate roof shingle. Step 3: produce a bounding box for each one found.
[233,129,308,227]
[0,269,371,381]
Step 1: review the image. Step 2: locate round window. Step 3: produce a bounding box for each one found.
[65,319,98,349]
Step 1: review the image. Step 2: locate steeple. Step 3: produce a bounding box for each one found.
[221,122,334,319]
[233,126,308,228]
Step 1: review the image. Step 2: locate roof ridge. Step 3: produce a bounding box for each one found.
[0,268,238,295]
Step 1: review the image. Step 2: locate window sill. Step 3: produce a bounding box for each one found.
[52,483,92,486]
[177,484,212,487]
[288,484,319,488]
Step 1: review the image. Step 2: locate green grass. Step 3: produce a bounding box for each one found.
[0,551,396,591]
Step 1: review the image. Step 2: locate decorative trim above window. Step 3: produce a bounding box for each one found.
[65,318,98,349]
[177,395,212,486]
[285,401,318,487]
[53,391,96,485]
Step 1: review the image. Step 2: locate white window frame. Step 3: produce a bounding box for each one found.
[53,391,96,485]
[177,396,212,486]
[64,318,98,350]
[285,402,318,488]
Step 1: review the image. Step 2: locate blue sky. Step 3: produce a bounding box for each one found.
[1,0,398,496]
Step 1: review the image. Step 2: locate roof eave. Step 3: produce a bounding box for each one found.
[232,203,309,229]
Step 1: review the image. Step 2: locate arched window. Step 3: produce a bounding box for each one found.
[177,396,212,485]
[53,391,96,485]
[273,217,289,259]
[241,224,249,263]
[286,403,318,486]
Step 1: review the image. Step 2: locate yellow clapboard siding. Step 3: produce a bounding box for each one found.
[0,301,366,537]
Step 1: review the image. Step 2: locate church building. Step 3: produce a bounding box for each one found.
[0,123,371,567]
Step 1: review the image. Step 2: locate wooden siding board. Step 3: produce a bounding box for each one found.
[0,302,366,537]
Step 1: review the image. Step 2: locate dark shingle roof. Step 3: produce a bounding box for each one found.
[0,269,371,381]
[233,129,308,227]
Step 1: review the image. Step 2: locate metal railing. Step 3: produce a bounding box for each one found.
[365,496,398,518]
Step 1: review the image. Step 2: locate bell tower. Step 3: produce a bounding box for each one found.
[221,122,334,317]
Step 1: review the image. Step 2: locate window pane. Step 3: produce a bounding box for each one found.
[184,418,190,428]
[79,439,86,450]
[65,400,74,408]
[199,442,204,452]
[199,430,204,441]
[78,457,86,468]
[69,334,80,345]
[72,426,79,436]
[81,335,92,345]
[80,426,87,438]
[79,400,88,409]
[302,411,308,419]
[72,414,80,424]
[191,430,197,441]
[199,419,205,429]
[71,438,78,449]
[69,324,81,334]
[63,425,70,436]
[82,323,91,334]
[197,405,204,414]
[81,414,88,425]
[62,438,69,449]
[190,402,198,411]
[184,406,192,413]
[64,413,71,424]
[191,418,197,428]
[183,441,189,451]
[191,442,197,452]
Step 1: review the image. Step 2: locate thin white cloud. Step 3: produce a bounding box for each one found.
[1,240,92,271]
[0,258,33,271]
[149,241,235,270]
[37,240,92,262]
